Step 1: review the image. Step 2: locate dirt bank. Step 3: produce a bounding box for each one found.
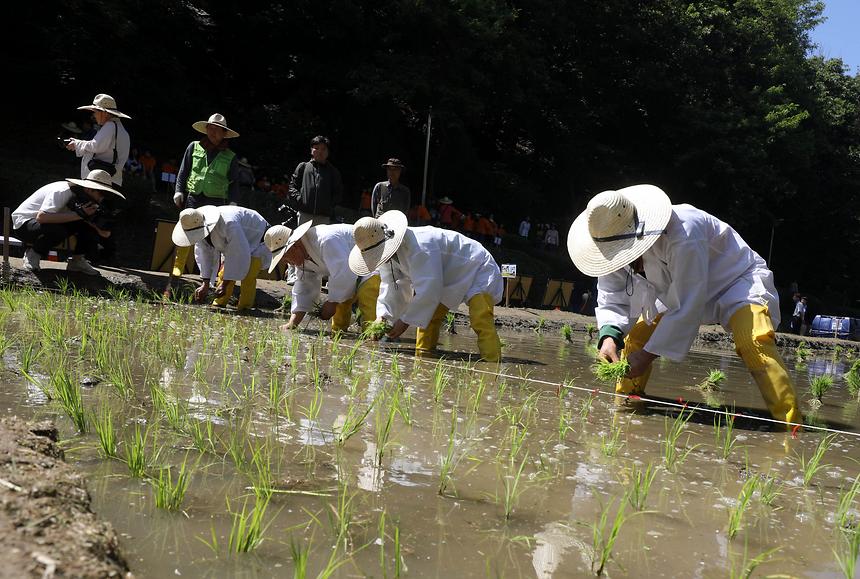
[0,416,130,578]
[3,257,857,354]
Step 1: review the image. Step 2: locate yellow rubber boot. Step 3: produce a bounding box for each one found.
[212,264,233,307]
[616,314,662,395]
[171,245,191,277]
[234,257,262,310]
[331,298,355,332]
[468,293,501,362]
[356,275,381,331]
[730,304,802,426]
[416,304,448,354]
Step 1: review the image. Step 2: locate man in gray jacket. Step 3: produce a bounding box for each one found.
[288,135,344,226]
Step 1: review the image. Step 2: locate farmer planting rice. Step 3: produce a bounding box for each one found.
[567,184,801,425]
[172,205,270,310]
[349,210,503,362]
[265,222,381,332]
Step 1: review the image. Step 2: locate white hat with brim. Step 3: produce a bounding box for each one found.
[438,197,453,205]
[264,221,314,274]
[567,184,672,277]
[77,93,131,119]
[61,121,82,133]
[348,210,408,276]
[172,205,222,247]
[192,113,240,138]
[65,169,125,199]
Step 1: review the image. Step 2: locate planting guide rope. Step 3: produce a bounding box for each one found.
[327,335,860,440]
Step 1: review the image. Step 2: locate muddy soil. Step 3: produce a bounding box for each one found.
[0,416,130,578]
[3,257,856,355]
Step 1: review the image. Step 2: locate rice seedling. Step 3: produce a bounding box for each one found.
[809,375,833,403]
[469,376,487,416]
[844,360,860,398]
[580,391,597,422]
[51,366,87,433]
[20,340,39,375]
[152,456,191,511]
[798,433,837,486]
[557,392,574,444]
[591,496,630,576]
[326,483,357,550]
[662,408,698,472]
[432,359,449,403]
[444,311,456,333]
[498,452,529,520]
[125,422,150,478]
[362,319,391,340]
[727,475,759,539]
[227,495,273,553]
[698,369,726,391]
[836,474,860,530]
[375,392,399,465]
[340,338,364,376]
[626,462,657,510]
[834,526,860,579]
[334,399,375,446]
[600,418,625,457]
[729,545,781,579]
[290,536,309,578]
[758,474,783,507]
[92,402,117,458]
[592,358,630,383]
[439,404,462,496]
[302,383,324,425]
[714,413,738,460]
[0,334,15,360]
[533,316,546,334]
[586,322,597,339]
[268,372,282,411]
[249,442,275,499]
[189,417,217,455]
[796,341,812,362]
[560,323,573,342]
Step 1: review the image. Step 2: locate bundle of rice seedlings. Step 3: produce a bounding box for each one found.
[361,320,392,340]
[697,369,726,392]
[593,358,630,383]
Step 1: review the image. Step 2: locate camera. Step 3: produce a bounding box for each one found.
[68,192,116,231]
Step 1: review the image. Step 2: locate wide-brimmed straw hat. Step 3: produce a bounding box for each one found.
[192,113,239,138]
[263,221,313,273]
[382,158,405,169]
[567,184,672,277]
[438,196,453,205]
[66,169,126,199]
[172,206,222,246]
[77,94,131,119]
[61,121,82,133]
[348,211,408,276]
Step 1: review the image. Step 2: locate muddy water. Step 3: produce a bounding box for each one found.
[1,293,858,578]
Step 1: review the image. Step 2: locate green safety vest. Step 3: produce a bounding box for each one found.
[186,142,235,199]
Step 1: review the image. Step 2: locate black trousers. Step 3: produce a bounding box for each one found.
[15,219,99,258]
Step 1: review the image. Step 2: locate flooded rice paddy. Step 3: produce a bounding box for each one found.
[0,286,858,578]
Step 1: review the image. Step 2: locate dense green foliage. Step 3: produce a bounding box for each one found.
[8,0,860,301]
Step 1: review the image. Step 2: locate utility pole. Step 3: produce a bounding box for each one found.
[421,107,432,208]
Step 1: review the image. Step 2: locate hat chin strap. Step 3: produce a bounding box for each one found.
[592,217,665,243]
[361,226,394,253]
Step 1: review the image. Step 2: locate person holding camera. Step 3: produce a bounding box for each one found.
[65,94,131,187]
[11,169,125,275]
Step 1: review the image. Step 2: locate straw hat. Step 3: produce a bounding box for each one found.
[61,121,82,133]
[66,169,126,199]
[567,185,672,277]
[382,158,405,169]
[348,211,408,276]
[263,221,313,273]
[192,113,239,138]
[438,196,453,205]
[77,94,131,119]
[172,206,222,246]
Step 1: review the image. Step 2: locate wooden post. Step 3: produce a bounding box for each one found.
[2,207,10,279]
[505,277,510,308]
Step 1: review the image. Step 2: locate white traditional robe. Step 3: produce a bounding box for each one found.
[378,227,503,328]
[71,120,130,186]
[291,224,374,313]
[596,204,779,361]
[194,206,271,282]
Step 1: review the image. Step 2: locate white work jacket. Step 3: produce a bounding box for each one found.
[378,227,503,328]
[596,204,779,361]
[72,120,130,186]
[291,224,374,313]
[195,206,270,282]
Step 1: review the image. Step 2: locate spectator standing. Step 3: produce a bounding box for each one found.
[790,293,803,333]
[437,197,456,228]
[288,135,344,226]
[518,216,531,238]
[237,157,256,189]
[371,158,411,217]
[139,150,157,192]
[799,296,810,336]
[359,189,372,216]
[66,94,131,188]
[12,169,124,275]
[544,223,560,251]
[163,113,241,298]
